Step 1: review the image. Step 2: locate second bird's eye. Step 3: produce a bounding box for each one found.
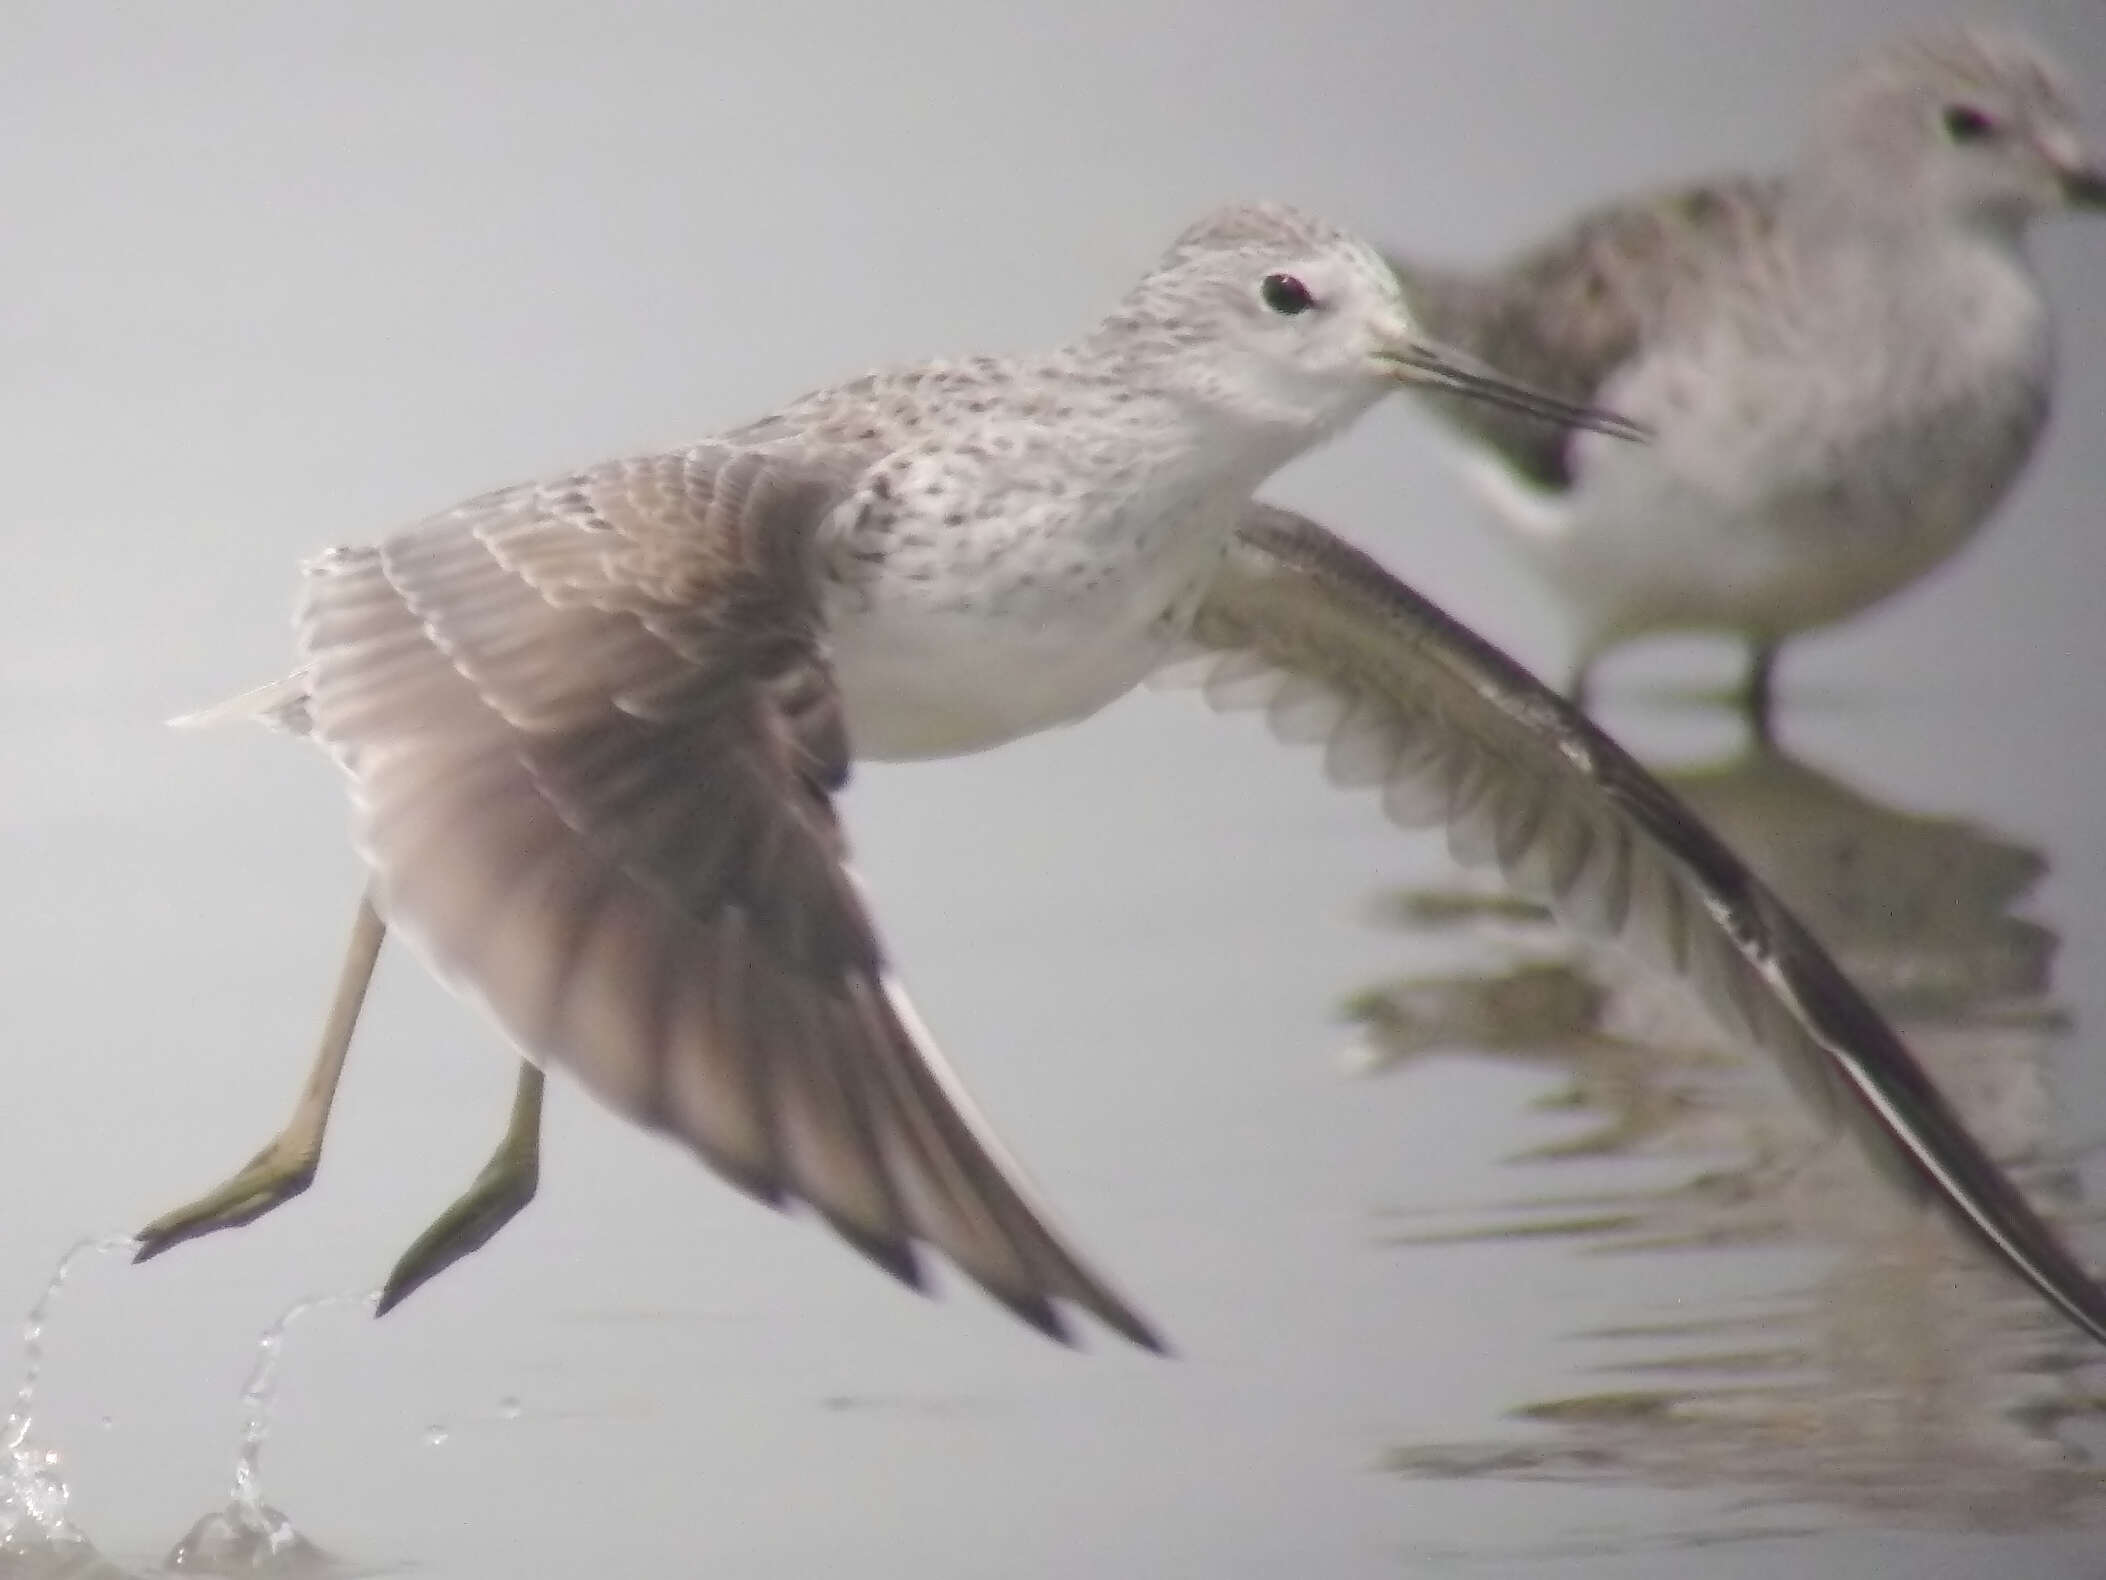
[1942,103,1998,143]
[1259,273,1316,315]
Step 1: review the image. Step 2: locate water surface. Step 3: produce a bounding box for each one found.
[4,3,2105,1575]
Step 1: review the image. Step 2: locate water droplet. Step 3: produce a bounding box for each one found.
[221,1289,368,1517]
[97,1415,113,1432]
[496,1395,522,1421]
[423,1425,449,1448]
[2,1234,131,1549]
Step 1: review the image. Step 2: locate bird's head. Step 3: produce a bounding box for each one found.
[1098,202,1645,447]
[1813,26,2103,232]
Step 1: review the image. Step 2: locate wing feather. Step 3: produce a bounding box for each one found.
[1161,504,2106,1345]
[296,443,1160,1350]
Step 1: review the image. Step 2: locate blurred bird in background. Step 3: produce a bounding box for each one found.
[1389,25,2103,733]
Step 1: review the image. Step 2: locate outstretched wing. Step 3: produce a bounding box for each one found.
[298,443,1159,1351]
[1389,176,1780,490]
[1160,503,2106,1345]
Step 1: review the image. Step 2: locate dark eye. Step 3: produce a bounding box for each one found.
[1259,273,1316,315]
[1942,103,1999,143]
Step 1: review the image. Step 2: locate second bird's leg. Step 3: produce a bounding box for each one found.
[375,1059,546,1316]
[134,889,387,1261]
[1742,640,1779,743]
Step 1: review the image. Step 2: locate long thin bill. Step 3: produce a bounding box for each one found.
[2062,164,2106,209]
[1386,340,1651,443]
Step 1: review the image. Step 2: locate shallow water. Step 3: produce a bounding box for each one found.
[5,3,2106,1576]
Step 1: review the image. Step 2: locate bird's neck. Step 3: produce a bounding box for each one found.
[1780,185,2042,347]
[1061,331,1373,479]
[1782,159,2034,258]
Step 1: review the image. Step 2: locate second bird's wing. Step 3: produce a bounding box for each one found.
[1388,176,1780,490]
[1158,502,2106,1345]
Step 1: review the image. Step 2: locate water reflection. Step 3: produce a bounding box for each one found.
[1356,739,2106,1529]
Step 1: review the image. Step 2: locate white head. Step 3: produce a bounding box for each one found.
[1805,26,2104,233]
[1092,201,1644,446]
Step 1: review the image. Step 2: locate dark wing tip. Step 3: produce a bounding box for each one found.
[829,1218,926,1293]
[828,1204,1178,1354]
[1025,1276,1171,1355]
[667,1131,789,1210]
[1098,1303,1172,1356]
[992,1288,1074,1347]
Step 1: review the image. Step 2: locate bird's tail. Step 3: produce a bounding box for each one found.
[168,671,312,734]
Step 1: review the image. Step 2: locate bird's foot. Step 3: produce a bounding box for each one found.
[375,1145,539,1316]
[133,1137,320,1261]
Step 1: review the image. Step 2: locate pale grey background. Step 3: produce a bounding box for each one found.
[3,3,2104,1575]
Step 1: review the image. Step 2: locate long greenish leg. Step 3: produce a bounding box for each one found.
[135,890,387,1261]
[375,1060,546,1316]
[1743,640,1779,744]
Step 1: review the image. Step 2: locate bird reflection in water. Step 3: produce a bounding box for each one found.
[1355,741,2104,1528]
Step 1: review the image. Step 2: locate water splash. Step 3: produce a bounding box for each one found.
[1,1234,133,1573]
[165,1289,373,1576]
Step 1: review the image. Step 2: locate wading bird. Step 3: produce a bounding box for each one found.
[136,202,2106,1352]
[1389,26,2102,730]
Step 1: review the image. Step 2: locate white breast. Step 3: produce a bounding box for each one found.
[825,434,1250,762]
[1470,236,2053,648]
